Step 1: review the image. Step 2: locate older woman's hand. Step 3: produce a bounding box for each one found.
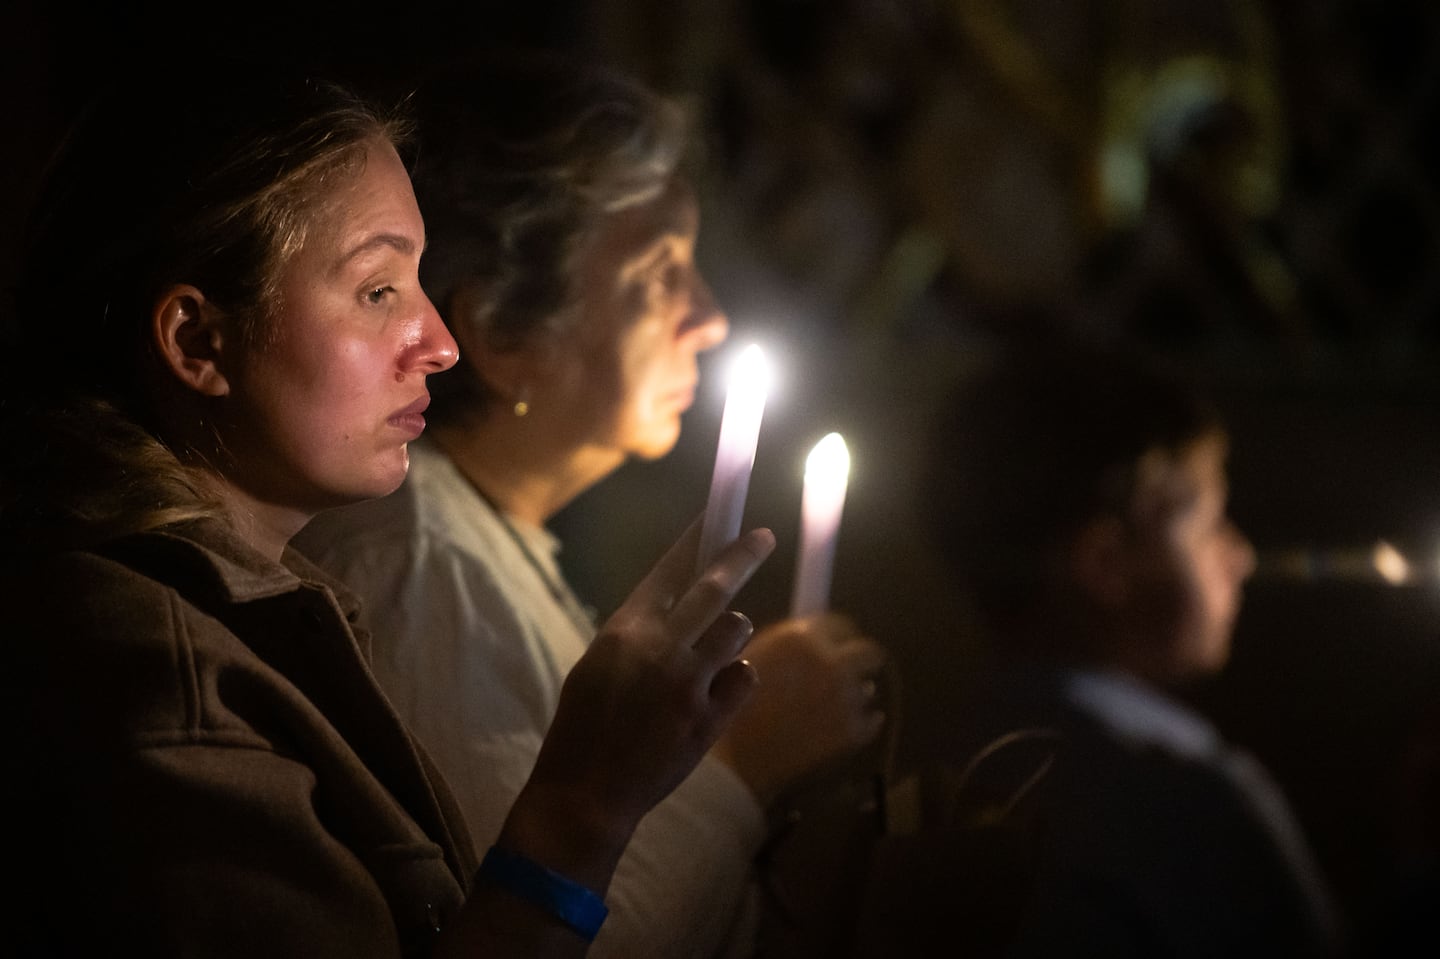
[709,611,889,807]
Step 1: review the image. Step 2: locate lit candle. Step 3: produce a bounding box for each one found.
[696,344,770,574]
[790,432,850,617]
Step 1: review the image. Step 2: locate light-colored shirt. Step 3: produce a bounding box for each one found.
[295,438,766,959]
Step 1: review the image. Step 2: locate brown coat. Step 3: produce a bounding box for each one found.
[2,519,478,957]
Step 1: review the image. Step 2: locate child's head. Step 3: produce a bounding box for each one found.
[924,340,1255,685]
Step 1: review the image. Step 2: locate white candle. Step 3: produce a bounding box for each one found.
[696,344,770,574]
[790,432,850,617]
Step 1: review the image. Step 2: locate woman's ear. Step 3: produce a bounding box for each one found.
[152,284,230,397]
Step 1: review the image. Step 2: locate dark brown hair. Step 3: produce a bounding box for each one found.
[922,337,1225,636]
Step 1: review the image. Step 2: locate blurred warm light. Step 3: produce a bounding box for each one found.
[1371,540,1410,586]
[1255,540,1435,586]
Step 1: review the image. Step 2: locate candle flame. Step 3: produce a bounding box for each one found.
[728,343,770,396]
[805,431,850,482]
[696,342,770,574]
[792,431,850,617]
[1372,540,1410,585]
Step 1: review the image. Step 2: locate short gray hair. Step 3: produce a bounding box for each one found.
[410,52,689,416]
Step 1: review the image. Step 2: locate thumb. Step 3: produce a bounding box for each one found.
[707,658,760,730]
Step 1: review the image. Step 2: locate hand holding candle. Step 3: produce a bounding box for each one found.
[697,344,770,574]
[790,432,850,618]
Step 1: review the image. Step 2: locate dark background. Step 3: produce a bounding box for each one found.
[8,0,1439,941]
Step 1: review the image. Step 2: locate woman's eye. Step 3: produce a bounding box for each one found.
[365,286,394,305]
[649,264,684,293]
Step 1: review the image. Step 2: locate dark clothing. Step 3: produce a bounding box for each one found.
[2,518,477,957]
[1008,667,1342,957]
[854,661,1342,958]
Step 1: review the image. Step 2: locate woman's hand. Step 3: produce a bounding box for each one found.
[709,612,889,807]
[498,514,776,887]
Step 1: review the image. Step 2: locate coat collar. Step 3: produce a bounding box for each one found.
[101,516,366,624]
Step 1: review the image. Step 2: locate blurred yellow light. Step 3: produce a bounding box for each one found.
[1372,540,1410,586]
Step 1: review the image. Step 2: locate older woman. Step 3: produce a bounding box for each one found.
[295,52,888,958]
[1,61,774,957]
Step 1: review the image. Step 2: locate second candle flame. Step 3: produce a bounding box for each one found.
[790,432,850,618]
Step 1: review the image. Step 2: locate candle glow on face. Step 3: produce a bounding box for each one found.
[790,432,850,618]
[696,344,770,573]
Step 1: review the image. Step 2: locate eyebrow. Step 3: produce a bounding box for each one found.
[337,232,419,269]
[633,239,674,269]
[632,230,692,269]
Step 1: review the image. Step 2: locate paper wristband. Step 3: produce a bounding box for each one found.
[475,845,609,941]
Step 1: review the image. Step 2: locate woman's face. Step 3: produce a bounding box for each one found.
[535,177,729,462]
[216,138,458,516]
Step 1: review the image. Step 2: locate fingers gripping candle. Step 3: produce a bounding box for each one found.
[697,344,770,575]
[790,432,850,618]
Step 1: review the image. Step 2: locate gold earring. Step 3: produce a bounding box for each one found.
[513,387,530,418]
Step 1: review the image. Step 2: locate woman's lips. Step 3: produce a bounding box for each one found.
[671,382,697,411]
[389,394,431,438]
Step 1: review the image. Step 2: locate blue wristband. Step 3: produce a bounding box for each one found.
[475,845,609,941]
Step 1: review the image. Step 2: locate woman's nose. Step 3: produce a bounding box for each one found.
[409,297,460,374]
[680,270,728,351]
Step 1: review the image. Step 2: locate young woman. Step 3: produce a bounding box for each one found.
[294,53,889,958]
[0,62,774,958]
